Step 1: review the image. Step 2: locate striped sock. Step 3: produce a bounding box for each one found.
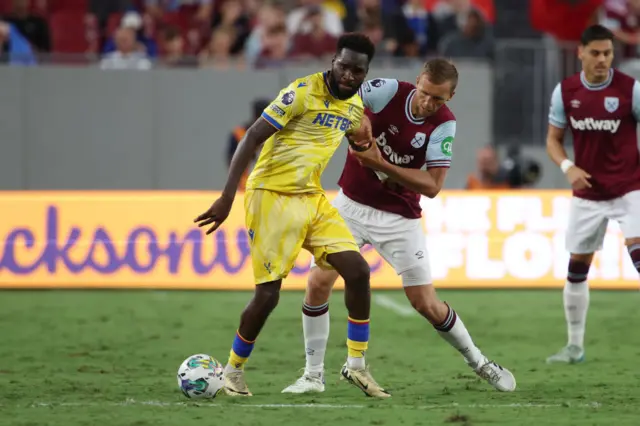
[346,317,369,370]
[302,302,330,374]
[228,330,255,370]
[435,303,483,366]
[628,244,640,274]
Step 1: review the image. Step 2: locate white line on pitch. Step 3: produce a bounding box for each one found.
[21,400,602,410]
[374,294,416,317]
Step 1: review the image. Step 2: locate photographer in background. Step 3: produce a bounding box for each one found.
[227,99,270,191]
[466,145,541,189]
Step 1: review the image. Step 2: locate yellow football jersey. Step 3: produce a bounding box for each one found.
[246,72,365,194]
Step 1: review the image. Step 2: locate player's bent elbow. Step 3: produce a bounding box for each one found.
[422,186,441,199]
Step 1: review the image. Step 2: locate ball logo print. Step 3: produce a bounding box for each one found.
[441,136,453,156]
[177,354,225,399]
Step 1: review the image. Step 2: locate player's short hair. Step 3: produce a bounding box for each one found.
[580,25,614,46]
[422,58,459,92]
[336,32,375,63]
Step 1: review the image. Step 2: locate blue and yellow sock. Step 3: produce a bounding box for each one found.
[228,330,255,370]
[346,317,369,359]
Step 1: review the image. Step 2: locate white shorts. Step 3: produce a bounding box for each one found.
[311,190,432,286]
[566,190,640,254]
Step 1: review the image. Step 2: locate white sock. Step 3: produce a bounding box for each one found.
[347,356,365,370]
[563,281,589,348]
[302,303,330,375]
[435,306,484,367]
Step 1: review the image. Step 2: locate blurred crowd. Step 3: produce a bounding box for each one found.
[0,0,497,68]
[2,0,640,69]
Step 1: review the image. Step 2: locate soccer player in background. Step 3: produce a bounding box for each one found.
[282,59,516,395]
[195,33,390,397]
[546,25,640,364]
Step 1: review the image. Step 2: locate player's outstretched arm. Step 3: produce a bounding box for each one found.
[194,118,277,234]
[222,118,277,200]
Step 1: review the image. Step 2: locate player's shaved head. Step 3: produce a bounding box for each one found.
[329,33,375,100]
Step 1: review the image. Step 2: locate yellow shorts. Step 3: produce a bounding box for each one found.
[244,189,359,284]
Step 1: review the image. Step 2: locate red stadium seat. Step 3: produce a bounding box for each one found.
[0,0,12,15]
[49,0,87,13]
[106,12,124,37]
[29,0,50,16]
[49,11,98,55]
[0,0,49,17]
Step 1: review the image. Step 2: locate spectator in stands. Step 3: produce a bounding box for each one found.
[287,0,343,37]
[145,0,214,25]
[89,0,132,30]
[288,5,337,60]
[438,8,493,59]
[431,0,476,40]
[4,0,50,53]
[211,0,251,55]
[199,26,238,69]
[158,25,197,67]
[0,20,36,65]
[244,1,287,67]
[466,145,510,189]
[100,27,152,70]
[360,17,386,55]
[227,99,270,191]
[401,0,434,54]
[343,0,417,57]
[600,0,640,58]
[103,11,158,58]
[255,22,289,69]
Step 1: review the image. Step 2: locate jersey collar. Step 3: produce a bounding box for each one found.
[323,71,339,98]
[580,69,614,91]
[405,89,425,125]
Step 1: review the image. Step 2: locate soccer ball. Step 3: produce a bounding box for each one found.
[177,354,225,399]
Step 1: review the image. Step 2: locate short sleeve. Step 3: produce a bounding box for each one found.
[548,83,567,128]
[261,81,308,131]
[632,80,640,122]
[426,120,456,168]
[358,78,399,113]
[349,105,365,132]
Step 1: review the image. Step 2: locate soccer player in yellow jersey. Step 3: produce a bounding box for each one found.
[194,33,390,398]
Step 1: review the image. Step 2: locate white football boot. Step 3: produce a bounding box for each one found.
[471,357,516,392]
[546,345,585,364]
[282,370,325,394]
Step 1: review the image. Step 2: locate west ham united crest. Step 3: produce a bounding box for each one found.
[604,96,619,113]
[410,132,426,148]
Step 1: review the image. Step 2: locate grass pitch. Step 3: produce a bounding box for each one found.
[1,289,639,425]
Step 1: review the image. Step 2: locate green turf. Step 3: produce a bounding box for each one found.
[1,289,639,426]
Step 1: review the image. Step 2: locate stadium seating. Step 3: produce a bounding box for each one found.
[49,10,98,59]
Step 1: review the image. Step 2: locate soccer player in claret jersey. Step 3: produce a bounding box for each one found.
[194,33,390,397]
[546,25,640,364]
[282,59,516,395]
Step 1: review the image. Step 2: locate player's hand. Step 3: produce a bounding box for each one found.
[566,166,592,190]
[349,141,383,169]
[346,116,373,152]
[194,194,233,235]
